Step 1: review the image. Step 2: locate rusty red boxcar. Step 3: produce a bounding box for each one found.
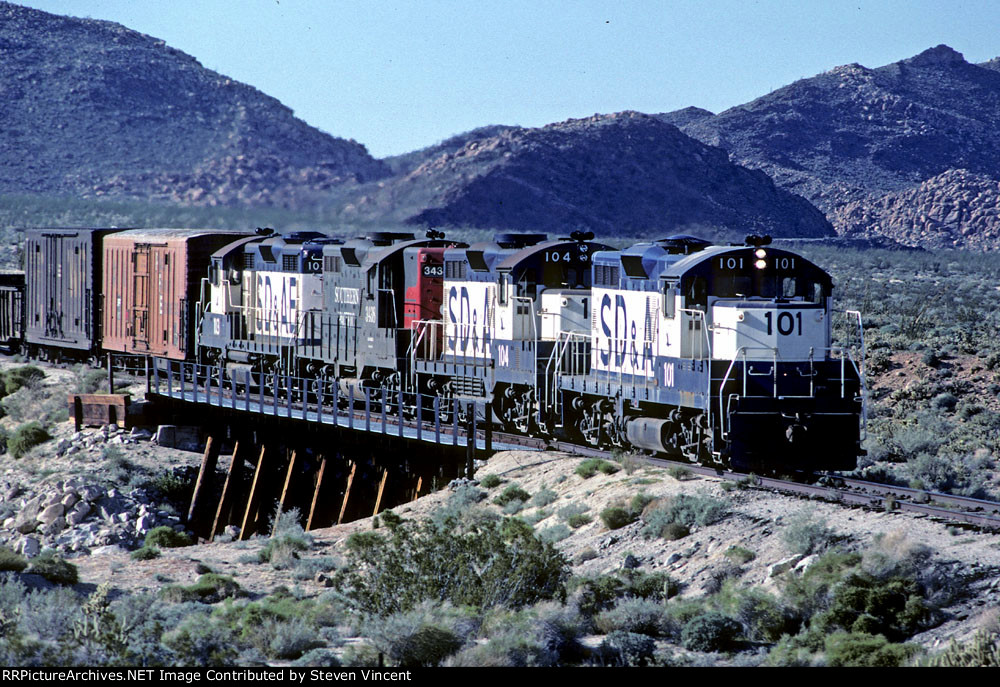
[102,229,252,360]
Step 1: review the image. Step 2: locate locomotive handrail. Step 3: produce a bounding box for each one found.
[679,307,712,453]
[844,309,868,440]
[544,330,590,414]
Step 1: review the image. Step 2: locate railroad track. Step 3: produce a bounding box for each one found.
[491,431,1000,531]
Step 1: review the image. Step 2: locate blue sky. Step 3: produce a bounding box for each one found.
[16,0,1000,158]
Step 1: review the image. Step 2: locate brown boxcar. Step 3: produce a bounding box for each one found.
[0,270,24,353]
[24,227,123,359]
[102,229,253,359]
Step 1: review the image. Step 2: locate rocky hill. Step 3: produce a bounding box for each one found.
[667,45,1000,247]
[0,1,389,208]
[341,112,834,238]
[832,169,1000,250]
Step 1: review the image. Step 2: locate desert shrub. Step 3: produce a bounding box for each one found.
[144,526,192,549]
[501,499,525,515]
[258,532,312,570]
[161,574,245,604]
[823,631,919,667]
[493,484,530,506]
[923,631,1000,667]
[450,603,583,667]
[566,513,592,529]
[537,524,571,544]
[4,365,45,395]
[130,546,161,561]
[710,581,792,643]
[575,458,619,479]
[780,551,863,621]
[363,607,466,668]
[8,421,51,459]
[572,570,677,620]
[479,474,503,489]
[0,547,27,572]
[432,485,492,526]
[520,509,550,526]
[338,515,569,616]
[162,615,238,666]
[293,648,342,667]
[27,551,78,585]
[145,470,192,505]
[75,366,108,394]
[680,611,742,652]
[257,617,325,660]
[781,511,837,555]
[867,349,892,375]
[258,509,314,567]
[557,503,588,523]
[724,546,756,565]
[621,570,678,602]
[293,556,339,581]
[600,506,636,530]
[906,453,968,494]
[594,598,670,636]
[641,492,728,538]
[931,392,958,412]
[597,630,656,667]
[641,509,689,540]
[812,573,928,641]
[528,488,558,508]
[667,466,693,480]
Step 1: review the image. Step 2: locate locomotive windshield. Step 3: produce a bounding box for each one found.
[680,249,832,309]
[711,273,826,303]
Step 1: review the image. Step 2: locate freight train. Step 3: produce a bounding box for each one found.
[7,227,866,472]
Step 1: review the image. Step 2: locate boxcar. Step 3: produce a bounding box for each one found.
[24,227,123,360]
[102,229,253,360]
[0,270,24,353]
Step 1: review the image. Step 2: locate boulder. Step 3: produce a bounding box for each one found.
[38,503,65,527]
[768,555,805,578]
[18,536,40,558]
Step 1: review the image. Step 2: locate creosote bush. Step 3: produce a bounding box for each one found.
[26,551,78,585]
[8,421,51,459]
[641,492,729,539]
[479,474,503,489]
[161,574,245,604]
[258,508,313,569]
[493,484,530,507]
[0,546,28,572]
[600,506,636,530]
[3,365,45,395]
[575,458,620,479]
[781,511,837,555]
[338,512,569,616]
[680,611,742,652]
[130,546,161,561]
[144,526,193,549]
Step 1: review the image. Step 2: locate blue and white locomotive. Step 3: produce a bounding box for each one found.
[419,233,864,471]
[196,228,864,472]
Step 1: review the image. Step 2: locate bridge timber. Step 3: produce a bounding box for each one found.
[126,357,529,540]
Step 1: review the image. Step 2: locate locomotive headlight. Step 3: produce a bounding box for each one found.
[754,259,767,269]
[754,248,767,259]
